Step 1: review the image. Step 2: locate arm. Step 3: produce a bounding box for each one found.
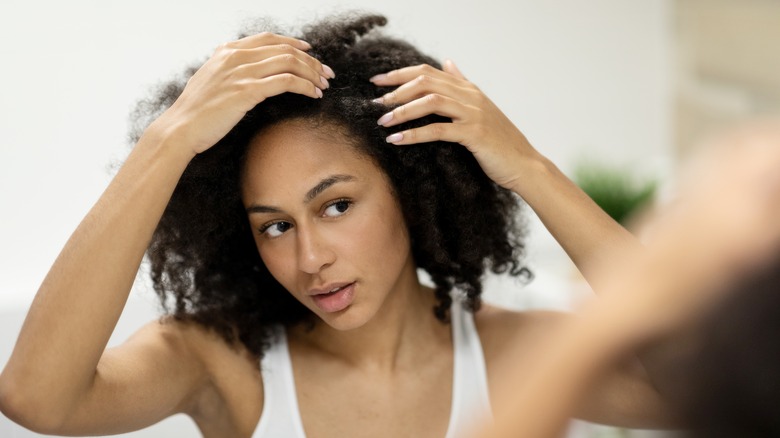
[478,307,672,430]
[0,129,196,432]
[492,305,683,438]
[478,121,780,438]
[507,155,641,287]
[371,61,641,290]
[485,308,648,438]
[0,32,331,433]
[372,67,780,429]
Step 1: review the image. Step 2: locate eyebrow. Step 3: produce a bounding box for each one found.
[304,174,356,203]
[246,174,356,215]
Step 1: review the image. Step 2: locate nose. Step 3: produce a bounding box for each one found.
[296,223,336,274]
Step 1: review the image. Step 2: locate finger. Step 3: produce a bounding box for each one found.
[385,123,465,145]
[252,73,323,101]
[226,44,334,80]
[377,93,472,128]
[370,64,454,86]
[237,52,330,90]
[229,32,312,51]
[375,73,475,106]
[256,45,334,79]
[443,59,467,80]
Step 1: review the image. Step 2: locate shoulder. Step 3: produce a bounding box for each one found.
[472,304,571,403]
[473,303,569,362]
[472,304,674,428]
[141,317,265,432]
[133,316,249,370]
[152,316,257,365]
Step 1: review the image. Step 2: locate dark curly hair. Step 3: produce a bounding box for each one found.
[131,13,529,358]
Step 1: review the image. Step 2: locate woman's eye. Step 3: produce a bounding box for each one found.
[323,200,352,217]
[260,221,292,238]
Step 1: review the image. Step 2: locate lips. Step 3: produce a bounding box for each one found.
[308,281,354,296]
[308,282,356,313]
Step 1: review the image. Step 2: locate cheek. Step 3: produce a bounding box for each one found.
[256,242,298,289]
[348,198,410,265]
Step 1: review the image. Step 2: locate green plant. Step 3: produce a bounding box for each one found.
[574,162,657,225]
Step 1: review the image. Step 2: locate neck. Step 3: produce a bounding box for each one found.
[290,264,449,372]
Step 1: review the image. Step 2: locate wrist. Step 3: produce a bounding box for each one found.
[137,118,198,166]
[506,151,556,198]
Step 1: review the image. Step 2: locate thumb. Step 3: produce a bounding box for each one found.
[443,59,467,79]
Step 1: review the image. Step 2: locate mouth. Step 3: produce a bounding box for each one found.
[308,282,356,313]
[308,281,354,296]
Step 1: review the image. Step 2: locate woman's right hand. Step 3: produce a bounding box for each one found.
[151,32,334,156]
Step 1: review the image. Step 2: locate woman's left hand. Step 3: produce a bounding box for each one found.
[373,61,648,290]
[371,61,538,190]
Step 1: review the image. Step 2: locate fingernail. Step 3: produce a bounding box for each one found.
[315,87,323,98]
[370,73,387,83]
[320,75,329,88]
[386,133,404,143]
[372,97,384,104]
[322,64,335,79]
[377,112,394,126]
[299,40,312,49]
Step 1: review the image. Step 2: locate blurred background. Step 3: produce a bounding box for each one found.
[0,0,777,436]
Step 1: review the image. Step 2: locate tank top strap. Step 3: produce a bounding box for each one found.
[445,296,494,438]
[254,327,307,438]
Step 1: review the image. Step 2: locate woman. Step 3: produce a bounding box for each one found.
[0,14,670,437]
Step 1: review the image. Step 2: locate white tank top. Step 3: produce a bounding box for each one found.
[252,297,493,437]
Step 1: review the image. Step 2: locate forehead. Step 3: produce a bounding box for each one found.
[241,119,382,201]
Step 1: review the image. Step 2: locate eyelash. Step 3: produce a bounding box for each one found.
[258,220,291,237]
[257,198,354,238]
[322,198,353,216]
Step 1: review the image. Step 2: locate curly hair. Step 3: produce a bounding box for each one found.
[131,13,529,358]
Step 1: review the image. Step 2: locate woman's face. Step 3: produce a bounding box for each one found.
[241,119,417,331]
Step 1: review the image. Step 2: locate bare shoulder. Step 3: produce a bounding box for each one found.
[132,315,226,362]
[474,303,569,362]
[137,317,264,435]
[473,304,571,405]
[27,316,263,436]
[129,316,237,372]
[152,316,255,366]
[473,304,673,428]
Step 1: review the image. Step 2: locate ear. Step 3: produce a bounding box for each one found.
[443,59,467,80]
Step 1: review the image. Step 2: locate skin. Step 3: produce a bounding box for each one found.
[0,32,331,435]
[476,121,780,438]
[241,120,419,333]
[242,120,455,436]
[371,60,644,292]
[0,32,670,437]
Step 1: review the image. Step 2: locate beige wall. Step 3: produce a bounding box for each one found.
[674,0,780,157]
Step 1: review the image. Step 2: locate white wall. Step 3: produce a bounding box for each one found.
[0,1,672,436]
